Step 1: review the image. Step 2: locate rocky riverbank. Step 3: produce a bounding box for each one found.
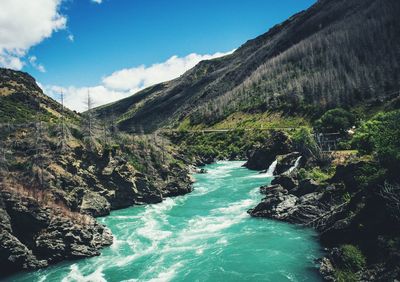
[247,148,400,281]
[0,189,113,277]
[0,124,194,277]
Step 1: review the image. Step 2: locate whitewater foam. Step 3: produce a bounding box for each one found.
[61,265,106,282]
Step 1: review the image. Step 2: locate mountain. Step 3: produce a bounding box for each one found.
[94,0,400,132]
[0,69,78,124]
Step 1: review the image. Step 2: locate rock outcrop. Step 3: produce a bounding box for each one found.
[274,152,302,175]
[0,190,112,277]
[244,131,292,170]
[250,157,400,280]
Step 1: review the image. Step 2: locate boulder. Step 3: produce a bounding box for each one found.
[163,181,193,198]
[271,174,298,191]
[249,194,298,219]
[260,184,287,195]
[319,257,336,281]
[292,179,322,197]
[80,191,111,217]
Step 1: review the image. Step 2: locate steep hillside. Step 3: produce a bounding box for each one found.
[0,69,193,276]
[0,69,78,124]
[95,0,400,132]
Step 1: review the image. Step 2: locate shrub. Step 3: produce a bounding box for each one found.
[339,244,366,272]
[352,110,400,177]
[315,108,356,134]
[291,126,318,155]
[335,270,358,282]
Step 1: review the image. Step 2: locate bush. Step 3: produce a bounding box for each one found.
[340,244,366,272]
[291,126,318,155]
[352,110,400,177]
[315,108,356,134]
[335,270,358,282]
[297,166,333,183]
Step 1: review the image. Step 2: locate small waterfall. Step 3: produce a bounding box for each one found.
[286,156,302,174]
[266,160,278,177]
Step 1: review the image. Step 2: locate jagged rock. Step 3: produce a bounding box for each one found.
[244,131,292,170]
[275,152,302,175]
[0,191,113,277]
[319,257,336,281]
[134,178,163,204]
[0,230,47,275]
[249,194,298,219]
[271,174,298,191]
[163,181,193,197]
[197,168,207,174]
[292,179,322,197]
[330,161,366,191]
[80,191,111,217]
[259,184,287,195]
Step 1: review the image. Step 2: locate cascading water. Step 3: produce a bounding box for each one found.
[286,156,302,174]
[249,159,278,179]
[6,161,322,282]
[266,159,278,177]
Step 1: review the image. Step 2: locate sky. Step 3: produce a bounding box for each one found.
[0,0,315,111]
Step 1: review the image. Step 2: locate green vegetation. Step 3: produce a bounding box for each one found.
[0,96,54,123]
[315,108,356,134]
[340,244,366,271]
[169,130,274,161]
[291,127,318,154]
[333,245,366,282]
[352,110,400,176]
[298,166,334,184]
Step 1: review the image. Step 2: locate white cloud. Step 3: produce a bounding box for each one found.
[91,0,103,4]
[67,34,74,42]
[43,50,234,112]
[103,51,234,91]
[29,56,46,73]
[0,0,66,70]
[44,85,129,112]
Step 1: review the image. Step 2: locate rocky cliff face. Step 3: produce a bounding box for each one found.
[0,189,112,277]
[0,69,194,277]
[248,152,400,280]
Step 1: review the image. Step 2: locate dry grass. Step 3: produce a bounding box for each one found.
[0,179,95,226]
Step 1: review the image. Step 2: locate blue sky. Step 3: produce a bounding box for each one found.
[0,0,315,110]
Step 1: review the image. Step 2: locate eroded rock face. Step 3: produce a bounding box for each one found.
[292,179,322,197]
[244,131,292,170]
[271,174,298,191]
[0,191,112,277]
[80,191,111,217]
[275,152,302,175]
[248,165,338,225]
[46,147,193,212]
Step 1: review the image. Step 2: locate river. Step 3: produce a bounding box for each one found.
[7,161,323,282]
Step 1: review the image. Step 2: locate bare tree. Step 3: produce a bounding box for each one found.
[109,112,119,139]
[57,91,70,152]
[380,182,400,222]
[31,121,48,187]
[82,91,97,149]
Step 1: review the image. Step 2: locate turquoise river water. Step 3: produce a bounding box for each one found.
[6,161,323,282]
